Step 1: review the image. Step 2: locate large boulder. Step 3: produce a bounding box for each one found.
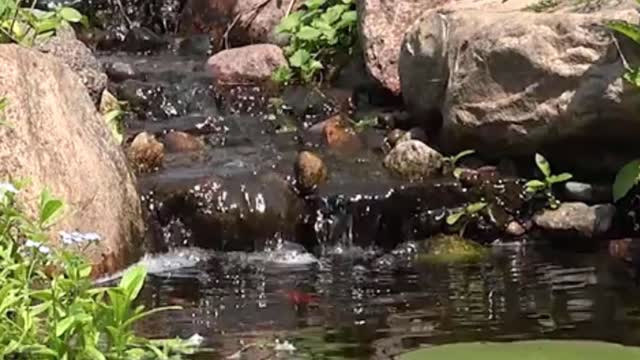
[0,44,144,276]
[180,0,290,51]
[399,4,640,170]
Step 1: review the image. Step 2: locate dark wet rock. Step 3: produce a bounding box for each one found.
[383,140,443,181]
[207,44,286,86]
[36,33,108,103]
[122,27,168,52]
[533,202,616,238]
[417,234,488,264]
[179,0,290,51]
[0,44,143,275]
[128,132,165,172]
[397,127,428,145]
[163,131,205,153]
[456,166,500,187]
[609,238,633,262]
[104,61,137,82]
[563,181,612,204]
[294,151,328,194]
[505,220,526,237]
[173,34,212,56]
[310,114,363,154]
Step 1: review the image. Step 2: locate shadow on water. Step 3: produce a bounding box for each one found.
[133,242,640,359]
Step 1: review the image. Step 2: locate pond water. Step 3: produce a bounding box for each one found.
[132,241,640,359]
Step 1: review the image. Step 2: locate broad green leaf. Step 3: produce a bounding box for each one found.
[289,48,311,68]
[39,198,64,227]
[119,265,147,300]
[613,159,640,202]
[340,10,357,23]
[466,201,487,214]
[296,25,322,40]
[607,20,640,44]
[58,7,83,23]
[446,211,464,225]
[276,11,302,33]
[547,172,572,184]
[304,0,327,10]
[321,4,347,24]
[535,153,551,177]
[56,316,75,337]
[83,345,107,360]
[525,179,546,192]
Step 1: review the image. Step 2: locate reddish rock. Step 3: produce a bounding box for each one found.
[207,44,287,86]
[609,238,632,261]
[164,131,204,153]
[128,132,164,172]
[322,115,362,154]
[294,151,328,194]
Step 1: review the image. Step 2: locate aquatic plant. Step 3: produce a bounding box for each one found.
[446,201,488,237]
[0,181,199,358]
[525,153,572,209]
[608,12,640,87]
[442,149,475,178]
[0,0,86,46]
[417,234,488,264]
[273,0,358,84]
[613,159,640,202]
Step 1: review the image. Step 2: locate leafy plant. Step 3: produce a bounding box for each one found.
[99,90,126,144]
[0,181,199,359]
[523,0,559,12]
[442,149,475,178]
[0,0,85,46]
[446,201,488,237]
[613,159,640,202]
[608,15,640,87]
[0,96,8,127]
[274,0,358,84]
[525,153,572,209]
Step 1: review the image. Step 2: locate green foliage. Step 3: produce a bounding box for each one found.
[0,0,85,46]
[525,153,572,209]
[274,0,358,84]
[446,201,487,237]
[100,90,126,144]
[442,149,475,178]
[398,340,640,360]
[0,181,199,359]
[0,96,8,127]
[417,234,488,265]
[608,18,640,87]
[613,159,640,202]
[523,0,559,12]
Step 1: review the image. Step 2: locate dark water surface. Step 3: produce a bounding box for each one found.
[134,242,640,359]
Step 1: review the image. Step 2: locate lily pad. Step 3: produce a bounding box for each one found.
[398,340,640,360]
[417,234,488,264]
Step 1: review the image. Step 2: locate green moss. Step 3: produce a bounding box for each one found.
[417,234,488,264]
[398,340,640,360]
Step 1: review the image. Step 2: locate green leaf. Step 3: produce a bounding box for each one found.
[340,10,357,24]
[39,192,64,227]
[525,179,546,192]
[321,4,347,24]
[452,149,476,165]
[446,211,464,226]
[296,25,322,40]
[607,20,640,44]
[535,153,551,177]
[289,48,311,68]
[119,265,147,300]
[82,345,106,360]
[304,0,327,10]
[56,316,75,337]
[466,201,487,214]
[547,172,572,184]
[613,159,640,202]
[58,7,83,23]
[276,11,302,33]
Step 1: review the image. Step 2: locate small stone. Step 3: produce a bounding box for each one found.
[207,44,287,86]
[322,115,362,154]
[397,127,428,144]
[123,27,168,53]
[384,129,406,150]
[105,61,137,82]
[563,181,612,203]
[533,202,616,238]
[128,132,164,172]
[505,220,526,237]
[164,131,204,153]
[294,151,328,194]
[383,140,443,181]
[418,234,488,264]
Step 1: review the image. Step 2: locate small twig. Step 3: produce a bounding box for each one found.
[220,0,272,49]
[611,32,631,71]
[285,0,297,17]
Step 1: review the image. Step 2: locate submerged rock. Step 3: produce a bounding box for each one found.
[400,6,640,164]
[294,151,328,194]
[37,32,108,103]
[0,44,144,275]
[128,132,165,172]
[383,140,443,181]
[207,44,287,86]
[533,202,616,238]
[163,131,204,153]
[418,234,488,264]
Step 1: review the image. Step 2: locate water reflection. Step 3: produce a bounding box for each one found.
[136,243,640,359]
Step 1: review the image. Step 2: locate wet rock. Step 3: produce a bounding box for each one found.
[294,151,328,194]
[0,44,144,275]
[311,114,363,154]
[122,26,168,52]
[506,220,527,237]
[104,61,137,82]
[36,32,108,103]
[180,0,290,51]
[397,127,428,145]
[207,44,286,86]
[563,181,612,204]
[163,131,205,153]
[418,234,488,264]
[357,0,443,94]
[609,238,633,261]
[383,140,443,181]
[174,34,212,56]
[533,202,616,238]
[383,129,406,152]
[400,6,640,158]
[128,132,165,172]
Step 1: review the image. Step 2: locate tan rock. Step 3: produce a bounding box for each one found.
[164,131,204,153]
[0,44,143,275]
[383,140,443,181]
[128,132,164,172]
[294,151,328,193]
